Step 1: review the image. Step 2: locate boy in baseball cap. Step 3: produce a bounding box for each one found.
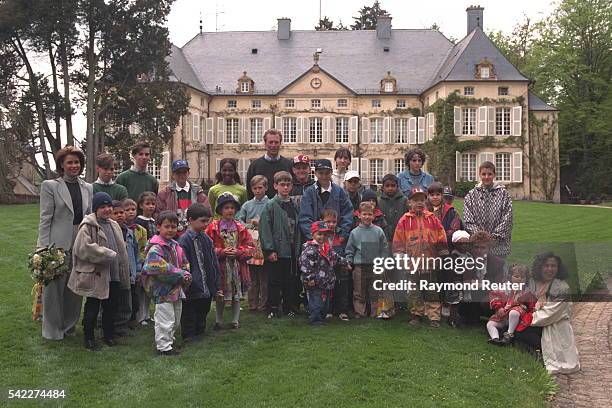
[299,221,349,325]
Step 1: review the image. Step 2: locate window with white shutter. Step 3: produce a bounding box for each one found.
[408,117,417,144]
[369,159,384,187]
[349,116,358,144]
[513,151,523,182]
[336,117,349,144]
[370,118,384,143]
[462,108,476,135]
[496,108,511,136]
[283,117,297,144]
[394,158,404,174]
[417,117,425,144]
[250,118,263,144]
[226,118,239,144]
[309,117,323,143]
[495,152,511,181]
[453,106,461,136]
[460,153,477,181]
[395,118,408,143]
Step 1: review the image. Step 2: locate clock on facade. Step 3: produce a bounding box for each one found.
[310,77,322,89]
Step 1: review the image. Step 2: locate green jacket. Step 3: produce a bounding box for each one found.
[378,191,409,242]
[259,195,299,259]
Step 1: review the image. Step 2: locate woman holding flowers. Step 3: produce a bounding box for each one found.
[36,146,93,340]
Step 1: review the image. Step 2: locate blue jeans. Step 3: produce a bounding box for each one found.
[307,288,330,325]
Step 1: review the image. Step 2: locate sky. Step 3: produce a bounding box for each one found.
[166,0,558,46]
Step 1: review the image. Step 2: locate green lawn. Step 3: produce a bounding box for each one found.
[2,202,611,407]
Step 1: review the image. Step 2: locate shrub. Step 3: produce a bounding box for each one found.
[454,181,477,197]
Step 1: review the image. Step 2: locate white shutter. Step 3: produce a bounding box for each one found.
[360,158,369,185]
[215,158,221,177]
[184,114,192,140]
[455,151,461,182]
[238,158,248,182]
[389,117,396,143]
[408,117,417,144]
[427,112,435,140]
[160,151,170,182]
[349,116,358,144]
[239,117,247,144]
[303,117,310,143]
[217,117,225,144]
[323,116,332,143]
[193,113,200,141]
[479,152,494,166]
[383,116,390,144]
[198,156,207,181]
[349,161,359,171]
[513,151,523,182]
[361,117,370,144]
[383,158,390,176]
[417,116,425,144]
[487,106,496,136]
[205,117,214,144]
[512,106,522,136]
[263,117,272,134]
[477,106,487,136]
[200,116,205,141]
[454,106,461,136]
[296,117,303,143]
[275,116,282,131]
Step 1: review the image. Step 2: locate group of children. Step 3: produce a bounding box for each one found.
[68,151,534,355]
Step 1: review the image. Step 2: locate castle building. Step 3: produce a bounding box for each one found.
[162,6,560,202]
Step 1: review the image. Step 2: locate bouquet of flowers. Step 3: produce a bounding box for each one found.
[28,245,69,286]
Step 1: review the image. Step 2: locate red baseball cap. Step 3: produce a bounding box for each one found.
[409,186,428,198]
[311,221,332,234]
[293,154,310,166]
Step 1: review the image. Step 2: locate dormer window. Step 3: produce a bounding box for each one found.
[380,71,397,93]
[237,71,254,94]
[475,58,496,80]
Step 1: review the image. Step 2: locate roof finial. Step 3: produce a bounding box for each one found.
[199,11,203,34]
[313,51,320,65]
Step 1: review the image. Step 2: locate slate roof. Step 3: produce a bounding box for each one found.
[429,27,529,88]
[168,26,531,96]
[528,91,558,111]
[168,44,204,91]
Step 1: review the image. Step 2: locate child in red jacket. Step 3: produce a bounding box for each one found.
[487,264,537,345]
[206,193,255,330]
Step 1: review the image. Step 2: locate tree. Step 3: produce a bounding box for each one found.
[489,0,612,197]
[0,0,189,181]
[315,16,347,31]
[351,1,388,30]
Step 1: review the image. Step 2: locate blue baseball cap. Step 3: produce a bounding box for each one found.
[172,159,189,172]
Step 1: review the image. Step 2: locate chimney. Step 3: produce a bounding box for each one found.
[277,18,291,40]
[466,5,484,34]
[376,14,392,39]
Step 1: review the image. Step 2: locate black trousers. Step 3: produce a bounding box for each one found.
[181,297,212,339]
[333,267,352,315]
[515,326,542,349]
[267,258,296,313]
[130,284,139,321]
[83,281,120,341]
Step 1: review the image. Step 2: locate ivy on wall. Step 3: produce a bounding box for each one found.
[422,91,526,186]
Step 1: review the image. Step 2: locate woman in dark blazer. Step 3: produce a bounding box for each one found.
[37,146,93,340]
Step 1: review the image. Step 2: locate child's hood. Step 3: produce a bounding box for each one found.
[81,213,101,228]
[149,234,176,248]
[380,190,405,201]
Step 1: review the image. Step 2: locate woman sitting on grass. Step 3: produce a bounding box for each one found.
[515,252,580,374]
